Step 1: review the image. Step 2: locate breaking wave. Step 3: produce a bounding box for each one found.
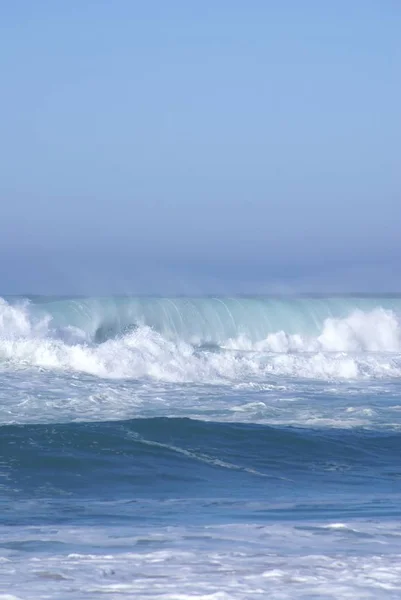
[1,296,401,381]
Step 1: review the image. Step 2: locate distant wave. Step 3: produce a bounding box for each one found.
[0,296,401,380]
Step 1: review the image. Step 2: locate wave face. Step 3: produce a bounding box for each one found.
[2,418,400,517]
[1,295,401,381]
[4,294,401,344]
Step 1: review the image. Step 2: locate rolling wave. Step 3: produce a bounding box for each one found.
[0,296,401,380]
[1,418,399,497]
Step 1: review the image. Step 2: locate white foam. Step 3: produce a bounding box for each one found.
[1,521,400,599]
[1,298,401,384]
[0,298,50,339]
[1,299,401,426]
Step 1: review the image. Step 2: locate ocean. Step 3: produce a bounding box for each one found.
[1,295,401,599]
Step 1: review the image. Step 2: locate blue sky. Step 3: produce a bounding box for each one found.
[1,1,400,293]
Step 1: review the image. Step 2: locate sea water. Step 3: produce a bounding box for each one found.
[0,295,401,599]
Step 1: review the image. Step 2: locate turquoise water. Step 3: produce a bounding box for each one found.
[1,296,401,598]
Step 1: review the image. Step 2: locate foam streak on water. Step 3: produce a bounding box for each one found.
[1,295,401,598]
[1,522,401,599]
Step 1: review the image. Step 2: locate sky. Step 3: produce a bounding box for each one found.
[1,1,400,294]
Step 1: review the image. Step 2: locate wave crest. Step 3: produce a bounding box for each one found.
[225,308,401,353]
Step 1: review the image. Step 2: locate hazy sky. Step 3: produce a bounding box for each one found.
[1,1,400,293]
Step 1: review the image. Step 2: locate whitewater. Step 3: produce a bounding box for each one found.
[1,295,401,599]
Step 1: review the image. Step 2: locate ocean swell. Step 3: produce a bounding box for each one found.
[1,418,399,496]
